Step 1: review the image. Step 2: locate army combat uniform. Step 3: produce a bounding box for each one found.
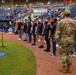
[56,9,76,73]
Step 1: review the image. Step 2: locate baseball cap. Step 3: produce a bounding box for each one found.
[63,9,71,15]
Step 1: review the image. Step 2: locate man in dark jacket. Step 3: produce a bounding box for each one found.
[44,18,51,52]
[27,19,32,43]
[23,19,28,41]
[32,18,37,45]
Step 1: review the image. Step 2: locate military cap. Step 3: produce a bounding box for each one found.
[63,9,71,15]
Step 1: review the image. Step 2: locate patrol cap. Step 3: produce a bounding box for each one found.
[63,9,71,15]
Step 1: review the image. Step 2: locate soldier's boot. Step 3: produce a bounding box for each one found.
[58,66,67,73]
[67,65,72,73]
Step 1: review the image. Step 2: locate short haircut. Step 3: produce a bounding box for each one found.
[54,18,57,23]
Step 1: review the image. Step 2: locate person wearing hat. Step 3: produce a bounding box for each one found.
[56,9,76,73]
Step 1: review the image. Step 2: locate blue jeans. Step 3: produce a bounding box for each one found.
[51,35,56,55]
[12,27,15,32]
[74,43,76,52]
[18,30,22,39]
[28,33,32,42]
[24,32,28,40]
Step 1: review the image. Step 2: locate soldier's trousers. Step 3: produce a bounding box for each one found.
[60,53,72,66]
[59,44,74,66]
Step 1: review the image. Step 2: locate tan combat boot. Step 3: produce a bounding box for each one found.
[58,66,67,73]
[67,65,72,73]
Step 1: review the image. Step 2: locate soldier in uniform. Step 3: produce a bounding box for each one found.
[56,9,76,73]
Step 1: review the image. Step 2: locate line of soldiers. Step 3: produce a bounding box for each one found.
[17,17,57,56]
[17,9,76,73]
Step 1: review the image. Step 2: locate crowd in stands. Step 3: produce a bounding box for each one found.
[70,3,76,18]
[0,4,32,20]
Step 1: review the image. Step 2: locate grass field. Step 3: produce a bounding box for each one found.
[0,40,36,75]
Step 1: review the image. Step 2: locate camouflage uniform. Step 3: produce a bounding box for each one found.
[56,9,76,68]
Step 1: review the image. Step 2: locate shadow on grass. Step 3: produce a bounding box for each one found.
[0,46,7,49]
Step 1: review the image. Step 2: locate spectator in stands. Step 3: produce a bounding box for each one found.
[28,14,31,21]
[9,19,12,27]
[12,19,16,33]
[32,18,37,45]
[4,21,10,33]
[23,19,28,41]
[4,24,8,33]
